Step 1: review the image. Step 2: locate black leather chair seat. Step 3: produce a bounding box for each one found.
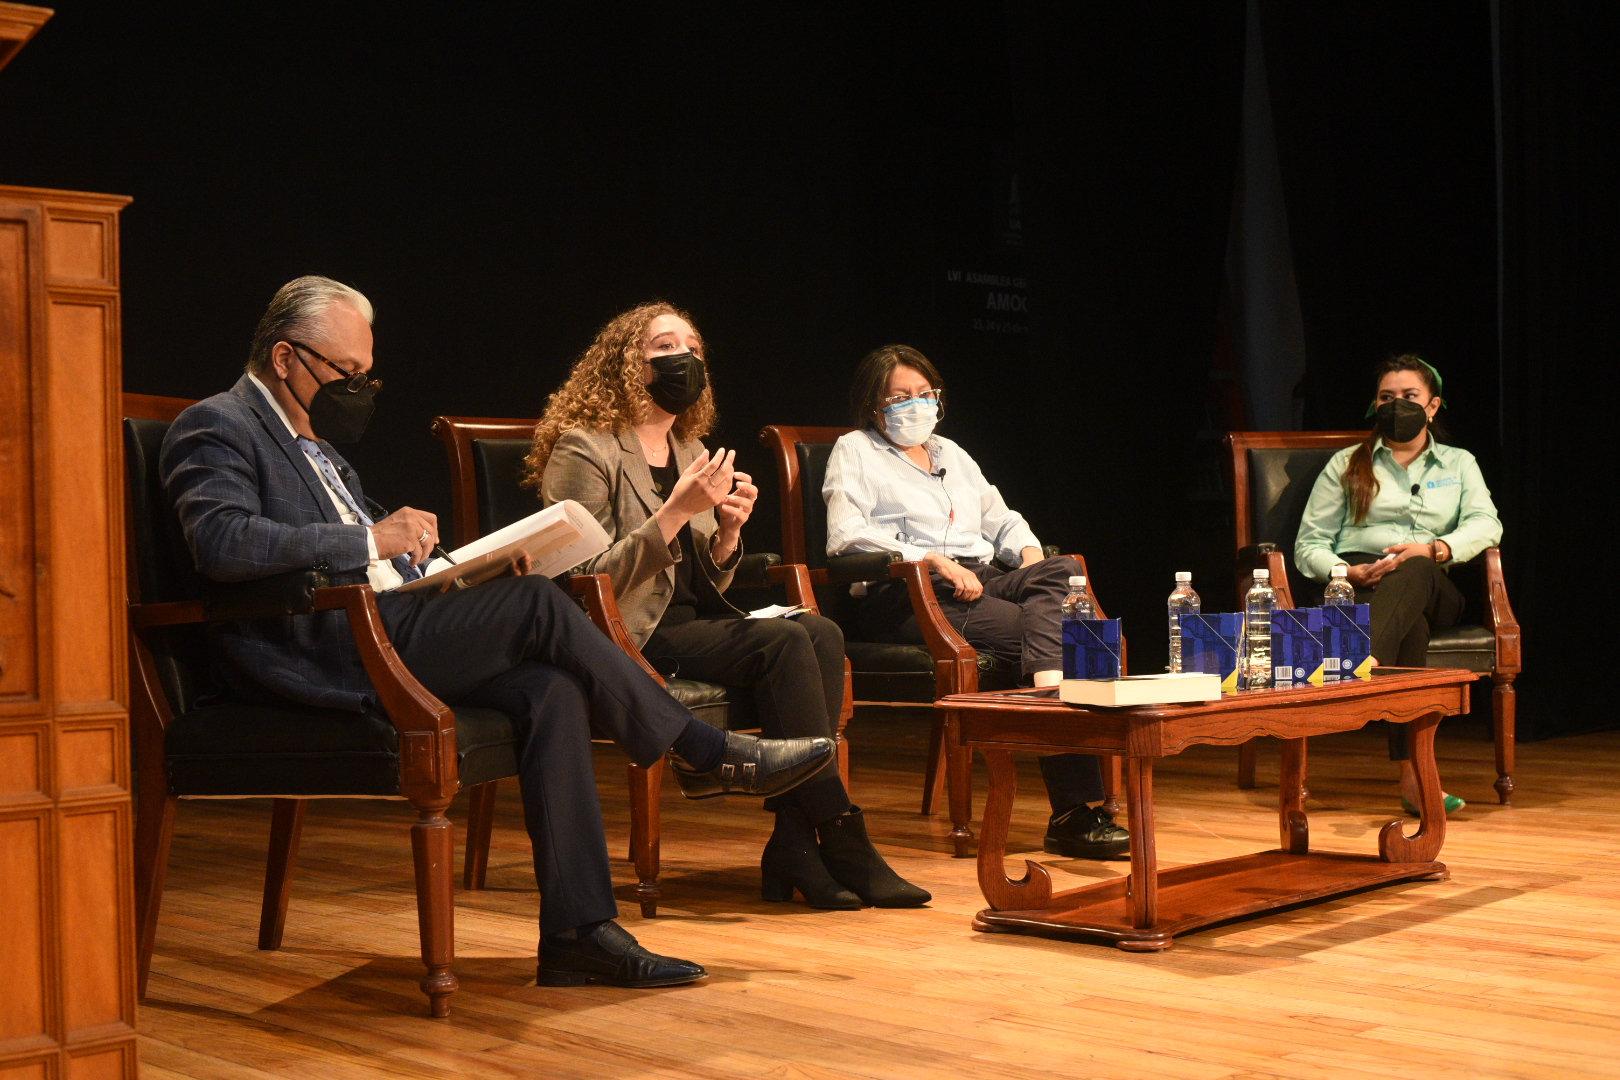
[165,704,518,797]
[844,642,1019,702]
[1427,623,1498,673]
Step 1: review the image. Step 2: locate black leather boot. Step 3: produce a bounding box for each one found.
[537,920,706,988]
[761,807,861,909]
[672,731,834,800]
[1043,805,1130,859]
[815,806,930,908]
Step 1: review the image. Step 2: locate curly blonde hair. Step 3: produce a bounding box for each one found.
[523,301,716,488]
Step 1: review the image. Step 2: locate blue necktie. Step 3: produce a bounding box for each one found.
[296,436,421,582]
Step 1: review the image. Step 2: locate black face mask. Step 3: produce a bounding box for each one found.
[647,351,707,415]
[1374,398,1429,443]
[294,356,377,444]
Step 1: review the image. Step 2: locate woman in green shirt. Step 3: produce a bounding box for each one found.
[1295,355,1502,813]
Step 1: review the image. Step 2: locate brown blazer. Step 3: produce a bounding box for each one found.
[540,427,742,647]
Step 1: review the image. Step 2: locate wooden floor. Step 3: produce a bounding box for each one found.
[138,707,1620,1080]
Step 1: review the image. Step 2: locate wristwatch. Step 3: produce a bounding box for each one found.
[1433,539,1451,563]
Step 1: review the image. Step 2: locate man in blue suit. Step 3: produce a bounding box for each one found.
[161,276,831,988]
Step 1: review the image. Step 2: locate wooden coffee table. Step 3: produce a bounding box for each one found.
[938,668,1475,951]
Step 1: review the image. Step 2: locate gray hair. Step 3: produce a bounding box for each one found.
[245,276,375,375]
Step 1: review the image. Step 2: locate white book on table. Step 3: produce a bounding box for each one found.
[1059,672,1223,707]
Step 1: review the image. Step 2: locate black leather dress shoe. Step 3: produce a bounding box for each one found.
[1043,805,1130,859]
[671,731,834,800]
[536,920,707,988]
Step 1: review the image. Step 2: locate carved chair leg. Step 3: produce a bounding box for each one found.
[409,799,459,1018]
[921,711,949,815]
[1237,738,1259,789]
[259,798,307,950]
[1102,755,1123,817]
[462,780,498,890]
[836,733,852,797]
[133,792,176,999]
[1278,738,1308,854]
[628,758,663,917]
[945,710,974,858]
[1493,672,1517,805]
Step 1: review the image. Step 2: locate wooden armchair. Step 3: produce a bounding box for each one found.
[123,394,518,1018]
[759,424,1122,858]
[430,416,851,915]
[1226,431,1522,802]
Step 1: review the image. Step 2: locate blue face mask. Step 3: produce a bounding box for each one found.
[883,398,938,447]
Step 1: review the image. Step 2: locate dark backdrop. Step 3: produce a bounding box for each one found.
[5,2,1609,736]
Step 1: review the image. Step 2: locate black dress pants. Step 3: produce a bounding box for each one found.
[377,574,693,935]
[643,612,852,824]
[856,555,1106,809]
[1337,553,1465,761]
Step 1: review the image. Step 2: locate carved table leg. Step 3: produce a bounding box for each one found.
[1379,711,1448,865]
[1237,738,1258,789]
[1493,672,1517,804]
[945,708,975,858]
[1278,738,1308,854]
[1125,756,1158,933]
[976,748,1052,911]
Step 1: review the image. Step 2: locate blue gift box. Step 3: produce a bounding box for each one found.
[1320,603,1373,681]
[1178,612,1243,693]
[1063,618,1122,680]
[1271,608,1325,686]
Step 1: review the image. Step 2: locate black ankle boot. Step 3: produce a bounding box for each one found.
[814,806,930,908]
[761,808,861,909]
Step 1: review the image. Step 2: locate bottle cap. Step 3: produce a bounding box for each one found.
[1175,571,1192,582]
[1068,575,1086,587]
[1253,568,1270,580]
[1331,563,1348,577]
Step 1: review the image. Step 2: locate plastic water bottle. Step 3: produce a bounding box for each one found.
[1323,564,1355,606]
[1167,572,1201,673]
[1061,575,1095,620]
[1243,568,1276,689]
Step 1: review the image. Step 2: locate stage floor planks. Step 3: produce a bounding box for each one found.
[137,709,1620,1080]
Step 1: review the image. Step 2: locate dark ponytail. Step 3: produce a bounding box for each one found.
[1341,354,1445,524]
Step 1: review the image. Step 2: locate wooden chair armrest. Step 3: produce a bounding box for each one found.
[1265,550,1295,610]
[128,600,207,628]
[568,574,665,685]
[312,584,458,801]
[733,552,782,590]
[887,559,980,698]
[1482,547,1521,672]
[826,551,903,583]
[766,562,820,613]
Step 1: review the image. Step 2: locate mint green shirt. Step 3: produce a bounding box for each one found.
[1294,438,1502,583]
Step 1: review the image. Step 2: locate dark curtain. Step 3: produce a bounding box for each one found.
[1496,0,1620,738]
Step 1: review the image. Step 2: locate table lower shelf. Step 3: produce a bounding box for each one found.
[973,849,1447,950]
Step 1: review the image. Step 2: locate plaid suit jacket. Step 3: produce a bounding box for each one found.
[160,375,381,711]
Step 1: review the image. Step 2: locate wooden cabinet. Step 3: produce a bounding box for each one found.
[1,180,139,1079]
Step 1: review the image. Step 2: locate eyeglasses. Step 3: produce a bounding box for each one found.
[287,341,381,393]
[881,388,942,408]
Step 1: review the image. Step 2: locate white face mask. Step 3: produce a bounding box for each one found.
[883,398,938,447]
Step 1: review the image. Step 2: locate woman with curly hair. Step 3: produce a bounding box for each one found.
[527,302,928,910]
